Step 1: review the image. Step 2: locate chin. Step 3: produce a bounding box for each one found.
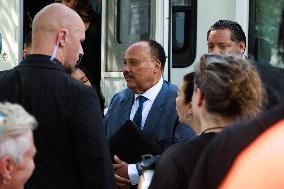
[126,83,135,90]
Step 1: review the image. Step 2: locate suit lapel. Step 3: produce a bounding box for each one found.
[117,90,134,127]
[143,81,168,136]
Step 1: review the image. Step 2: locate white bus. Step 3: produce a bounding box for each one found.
[0,0,283,106]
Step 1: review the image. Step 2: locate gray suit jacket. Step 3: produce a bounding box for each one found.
[104,80,195,151]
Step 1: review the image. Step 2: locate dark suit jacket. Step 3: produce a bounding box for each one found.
[104,80,195,152]
[253,62,284,108]
[0,55,115,189]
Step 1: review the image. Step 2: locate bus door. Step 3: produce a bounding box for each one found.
[102,0,170,107]
[0,0,23,70]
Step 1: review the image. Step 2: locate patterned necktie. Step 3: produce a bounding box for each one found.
[133,95,148,128]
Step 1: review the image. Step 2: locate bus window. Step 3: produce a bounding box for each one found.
[173,12,185,49]
[172,0,197,68]
[249,0,284,68]
[117,0,151,44]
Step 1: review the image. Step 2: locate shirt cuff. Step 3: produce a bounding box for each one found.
[128,164,140,185]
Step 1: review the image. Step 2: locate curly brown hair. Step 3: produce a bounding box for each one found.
[195,54,264,121]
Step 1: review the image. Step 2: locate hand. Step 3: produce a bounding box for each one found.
[113,155,131,188]
[114,155,129,179]
[115,173,131,189]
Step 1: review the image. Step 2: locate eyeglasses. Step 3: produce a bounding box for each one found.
[199,54,226,81]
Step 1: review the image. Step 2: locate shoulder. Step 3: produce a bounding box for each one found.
[55,74,98,106]
[163,134,213,162]
[161,141,194,161]
[163,80,178,92]
[209,103,284,152]
[206,104,284,162]
[109,88,132,104]
[252,62,284,83]
[160,80,178,99]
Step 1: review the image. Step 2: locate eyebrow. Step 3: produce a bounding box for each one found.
[124,57,139,62]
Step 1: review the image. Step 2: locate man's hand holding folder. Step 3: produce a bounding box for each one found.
[109,120,162,164]
[109,120,162,187]
[113,155,131,189]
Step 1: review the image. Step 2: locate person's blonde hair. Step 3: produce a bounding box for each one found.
[0,102,37,164]
[195,54,264,121]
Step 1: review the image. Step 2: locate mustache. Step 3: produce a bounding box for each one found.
[123,72,134,78]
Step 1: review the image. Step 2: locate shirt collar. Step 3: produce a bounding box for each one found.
[25,54,61,64]
[20,54,66,72]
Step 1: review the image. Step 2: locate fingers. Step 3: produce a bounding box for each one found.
[114,155,123,164]
[115,173,131,188]
[113,163,125,170]
[113,155,127,171]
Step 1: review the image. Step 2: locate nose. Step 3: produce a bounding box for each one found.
[209,47,222,54]
[212,47,222,55]
[123,62,130,73]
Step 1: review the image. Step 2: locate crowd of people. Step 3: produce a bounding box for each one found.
[0,1,284,189]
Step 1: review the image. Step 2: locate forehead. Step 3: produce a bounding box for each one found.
[124,42,151,58]
[208,29,233,43]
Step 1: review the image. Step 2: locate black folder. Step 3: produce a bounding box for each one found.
[109,120,162,164]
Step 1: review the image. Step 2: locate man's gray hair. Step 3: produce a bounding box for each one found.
[0,102,37,164]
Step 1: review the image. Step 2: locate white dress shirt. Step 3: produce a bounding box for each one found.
[129,77,163,130]
[128,77,163,185]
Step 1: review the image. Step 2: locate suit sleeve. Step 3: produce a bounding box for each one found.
[71,87,115,189]
[103,93,118,137]
[173,121,196,143]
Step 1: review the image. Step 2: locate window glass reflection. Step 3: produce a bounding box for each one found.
[173,12,185,50]
[117,0,151,44]
[254,0,284,67]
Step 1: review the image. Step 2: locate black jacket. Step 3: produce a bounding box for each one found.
[0,55,115,189]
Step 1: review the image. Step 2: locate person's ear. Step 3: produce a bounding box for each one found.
[188,102,193,115]
[0,156,14,184]
[196,88,204,107]
[58,29,68,47]
[239,41,246,54]
[154,59,162,72]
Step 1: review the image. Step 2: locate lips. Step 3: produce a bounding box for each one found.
[124,73,133,80]
[124,76,133,82]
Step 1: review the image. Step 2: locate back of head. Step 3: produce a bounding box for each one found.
[146,40,166,70]
[207,20,246,45]
[0,102,37,164]
[31,3,83,52]
[194,54,264,121]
